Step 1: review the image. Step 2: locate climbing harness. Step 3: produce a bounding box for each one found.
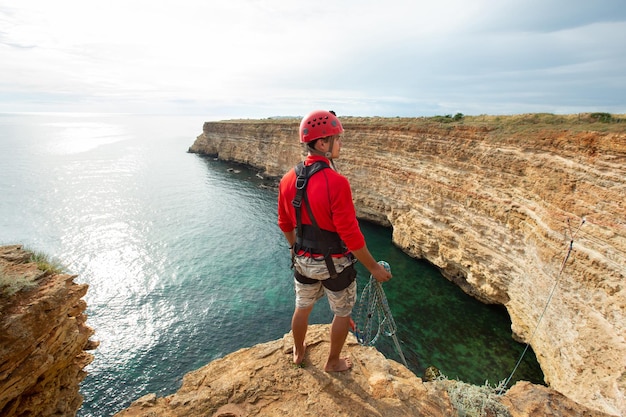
[498,218,585,395]
[291,160,347,279]
[353,261,409,367]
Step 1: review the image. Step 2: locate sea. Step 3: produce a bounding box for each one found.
[0,113,543,416]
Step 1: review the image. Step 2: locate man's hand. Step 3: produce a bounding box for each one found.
[351,245,393,283]
[370,262,392,283]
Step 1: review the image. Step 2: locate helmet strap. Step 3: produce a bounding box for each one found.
[307,141,338,171]
[308,136,335,161]
[325,136,335,159]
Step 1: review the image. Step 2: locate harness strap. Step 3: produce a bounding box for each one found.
[302,190,339,278]
[291,161,342,279]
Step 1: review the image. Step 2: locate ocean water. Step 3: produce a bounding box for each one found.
[0,114,543,416]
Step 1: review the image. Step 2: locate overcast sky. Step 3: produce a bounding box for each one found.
[1,0,625,118]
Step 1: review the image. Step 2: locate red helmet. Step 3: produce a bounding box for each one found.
[299,110,343,143]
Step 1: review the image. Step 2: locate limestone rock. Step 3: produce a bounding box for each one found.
[189,116,626,416]
[115,324,611,417]
[0,245,97,417]
[502,381,616,417]
[115,324,454,417]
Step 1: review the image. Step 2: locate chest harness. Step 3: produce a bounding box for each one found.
[291,161,349,279]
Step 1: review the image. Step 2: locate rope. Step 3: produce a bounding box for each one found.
[353,261,409,367]
[498,218,585,394]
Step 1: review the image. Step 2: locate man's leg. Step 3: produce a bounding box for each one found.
[291,305,313,365]
[324,314,353,372]
[324,276,357,372]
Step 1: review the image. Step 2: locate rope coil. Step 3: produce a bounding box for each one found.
[354,261,408,367]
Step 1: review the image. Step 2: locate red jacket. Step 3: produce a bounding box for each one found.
[278,155,366,252]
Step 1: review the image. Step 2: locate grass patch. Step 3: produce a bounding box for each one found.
[434,375,511,417]
[430,113,465,123]
[27,250,66,275]
[0,267,39,297]
[214,112,626,136]
[0,248,66,297]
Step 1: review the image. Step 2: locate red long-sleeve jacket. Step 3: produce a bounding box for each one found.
[278,155,366,253]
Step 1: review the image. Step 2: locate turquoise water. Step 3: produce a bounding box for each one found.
[0,114,543,417]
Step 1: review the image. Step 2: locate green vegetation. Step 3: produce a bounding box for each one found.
[0,267,39,297]
[0,248,66,297]
[431,113,465,123]
[589,112,615,123]
[212,112,626,135]
[434,375,511,417]
[28,250,66,274]
[337,112,626,138]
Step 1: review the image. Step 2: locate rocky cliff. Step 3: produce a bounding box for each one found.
[188,114,626,416]
[0,245,97,417]
[116,324,612,417]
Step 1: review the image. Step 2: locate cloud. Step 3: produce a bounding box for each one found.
[0,0,625,116]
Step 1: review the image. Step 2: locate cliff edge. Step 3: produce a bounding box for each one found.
[0,245,98,417]
[116,324,612,417]
[188,114,625,416]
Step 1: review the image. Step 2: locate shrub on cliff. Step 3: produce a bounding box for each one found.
[28,250,65,275]
[431,113,465,123]
[0,269,35,297]
[0,248,65,297]
[589,112,613,123]
[435,375,511,417]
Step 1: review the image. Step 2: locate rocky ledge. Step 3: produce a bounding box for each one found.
[0,245,98,417]
[189,114,625,416]
[116,324,611,417]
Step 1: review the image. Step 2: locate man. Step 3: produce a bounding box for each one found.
[277,110,392,372]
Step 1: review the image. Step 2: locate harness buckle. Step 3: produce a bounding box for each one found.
[292,194,302,208]
[295,174,307,190]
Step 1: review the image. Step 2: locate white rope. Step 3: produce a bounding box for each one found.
[354,261,409,367]
[498,218,585,395]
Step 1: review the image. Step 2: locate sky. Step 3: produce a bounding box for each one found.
[1,0,625,119]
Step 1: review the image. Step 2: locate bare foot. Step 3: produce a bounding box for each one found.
[293,343,306,367]
[324,356,352,372]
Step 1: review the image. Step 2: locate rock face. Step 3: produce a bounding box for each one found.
[189,116,626,416]
[0,245,97,417]
[116,324,613,417]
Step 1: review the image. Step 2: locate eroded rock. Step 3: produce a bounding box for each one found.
[0,245,97,417]
[115,324,611,417]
